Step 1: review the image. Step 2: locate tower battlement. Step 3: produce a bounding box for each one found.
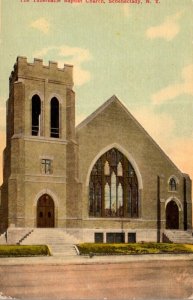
[10,56,73,86]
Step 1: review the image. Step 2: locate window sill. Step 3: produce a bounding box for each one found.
[85,217,142,221]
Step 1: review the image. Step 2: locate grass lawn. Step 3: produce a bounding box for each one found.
[0,245,51,257]
[77,243,193,255]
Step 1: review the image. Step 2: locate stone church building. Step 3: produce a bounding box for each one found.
[0,57,192,243]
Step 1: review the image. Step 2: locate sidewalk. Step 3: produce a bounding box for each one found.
[0,253,193,265]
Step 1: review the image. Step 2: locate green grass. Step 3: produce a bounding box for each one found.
[77,243,193,255]
[0,245,51,257]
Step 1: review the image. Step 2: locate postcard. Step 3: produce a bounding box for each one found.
[0,0,192,299]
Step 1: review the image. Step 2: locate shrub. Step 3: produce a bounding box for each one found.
[0,245,51,257]
[77,243,193,256]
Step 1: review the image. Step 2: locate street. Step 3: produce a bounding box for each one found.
[0,260,193,300]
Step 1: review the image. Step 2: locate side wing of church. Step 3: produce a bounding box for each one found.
[0,57,192,243]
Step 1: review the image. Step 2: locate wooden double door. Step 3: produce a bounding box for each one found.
[37,194,55,228]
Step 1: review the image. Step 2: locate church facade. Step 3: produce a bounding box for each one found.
[0,57,192,243]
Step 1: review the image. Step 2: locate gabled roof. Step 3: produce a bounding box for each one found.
[76,95,183,175]
[76,95,128,131]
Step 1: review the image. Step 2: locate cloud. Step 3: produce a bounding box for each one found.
[167,137,193,181]
[133,106,193,181]
[146,12,182,41]
[76,113,87,125]
[34,45,92,86]
[30,18,50,34]
[74,65,91,87]
[0,106,5,129]
[0,97,6,130]
[133,107,175,147]
[152,64,193,105]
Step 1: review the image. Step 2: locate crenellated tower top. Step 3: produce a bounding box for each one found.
[6,56,75,142]
[9,56,73,89]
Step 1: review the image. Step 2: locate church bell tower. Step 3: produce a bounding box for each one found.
[0,57,79,231]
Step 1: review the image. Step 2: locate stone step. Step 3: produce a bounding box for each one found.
[50,247,76,251]
[51,247,76,250]
[50,249,76,253]
[49,244,75,247]
[0,233,7,245]
[49,247,77,255]
[53,253,77,256]
[172,238,193,242]
[164,230,193,244]
[20,228,79,256]
[26,240,76,243]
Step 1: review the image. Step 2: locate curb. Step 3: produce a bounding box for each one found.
[0,253,193,266]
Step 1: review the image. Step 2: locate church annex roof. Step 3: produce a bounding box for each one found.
[76,95,184,176]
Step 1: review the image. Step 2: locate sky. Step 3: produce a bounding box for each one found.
[0,0,192,186]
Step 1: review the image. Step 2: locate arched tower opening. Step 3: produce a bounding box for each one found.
[50,97,59,138]
[32,95,41,136]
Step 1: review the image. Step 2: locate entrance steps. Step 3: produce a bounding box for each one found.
[164,230,193,244]
[0,232,6,244]
[20,228,80,256]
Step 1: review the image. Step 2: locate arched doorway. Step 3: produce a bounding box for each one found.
[166,200,179,229]
[37,194,55,228]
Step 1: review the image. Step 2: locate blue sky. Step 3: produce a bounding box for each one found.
[0,0,192,183]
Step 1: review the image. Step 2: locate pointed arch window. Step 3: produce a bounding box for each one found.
[50,97,59,138]
[169,178,177,191]
[32,95,41,136]
[89,148,139,218]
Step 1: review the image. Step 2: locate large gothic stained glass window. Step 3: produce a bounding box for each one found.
[89,148,139,218]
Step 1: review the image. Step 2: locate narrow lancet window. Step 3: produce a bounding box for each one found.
[32,95,41,136]
[117,184,123,217]
[111,172,117,216]
[105,183,110,216]
[117,162,123,176]
[104,161,110,175]
[169,178,177,191]
[89,182,94,215]
[50,97,59,138]
[96,183,102,216]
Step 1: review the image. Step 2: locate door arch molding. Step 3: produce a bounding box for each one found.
[34,189,59,207]
[34,189,59,227]
[165,196,183,212]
